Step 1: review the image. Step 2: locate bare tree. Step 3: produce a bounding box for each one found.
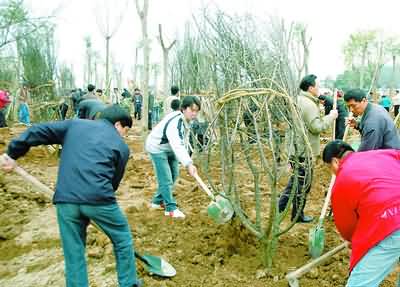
[95,0,127,100]
[135,0,149,131]
[151,62,160,92]
[84,36,92,84]
[0,0,53,50]
[291,23,311,79]
[158,24,176,97]
[132,46,139,85]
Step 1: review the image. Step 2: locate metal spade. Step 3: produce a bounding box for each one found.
[193,173,234,224]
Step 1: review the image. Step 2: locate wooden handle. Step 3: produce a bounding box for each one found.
[319,175,335,221]
[286,242,348,280]
[193,173,215,200]
[332,89,338,140]
[343,112,353,140]
[1,154,53,199]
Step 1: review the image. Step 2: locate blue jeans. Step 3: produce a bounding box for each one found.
[152,106,160,123]
[347,230,400,287]
[18,102,30,124]
[150,152,179,212]
[56,203,138,287]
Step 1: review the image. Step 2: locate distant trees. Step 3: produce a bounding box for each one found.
[336,30,400,92]
[0,0,49,50]
[17,24,57,101]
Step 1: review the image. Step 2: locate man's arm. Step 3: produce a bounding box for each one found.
[331,176,359,241]
[303,102,337,135]
[358,121,383,151]
[166,118,193,167]
[7,120,70,160]
[112,147,129,190]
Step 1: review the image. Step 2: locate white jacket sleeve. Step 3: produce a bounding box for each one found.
[166,118,193,167]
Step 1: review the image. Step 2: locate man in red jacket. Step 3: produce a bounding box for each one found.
[322,140,400,287]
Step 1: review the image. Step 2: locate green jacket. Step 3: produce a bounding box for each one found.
[297,91,335,157]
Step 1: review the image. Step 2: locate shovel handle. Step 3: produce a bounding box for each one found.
[286,242,348,281]
[193,173,215,200]
[0,153,53,199]
[319,175,335,221]
[332,89,337,140]
[343,112,352,140]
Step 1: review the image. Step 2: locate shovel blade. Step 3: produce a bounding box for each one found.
[207,195,234,224]
[137,253,176,277]
[308,225,325,258]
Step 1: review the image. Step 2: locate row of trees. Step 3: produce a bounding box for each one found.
[0,0,66,102]
[335,30,400,93]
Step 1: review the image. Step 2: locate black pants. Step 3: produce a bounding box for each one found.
[134,103,142,120]
[335,118,346,140]
[278,157,312,220]
[0,109,6,127]
[395,105,400,118]
[148,111,152,130]
[59,103,68,120]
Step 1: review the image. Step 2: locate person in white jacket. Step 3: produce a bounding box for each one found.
[145,96,200,218]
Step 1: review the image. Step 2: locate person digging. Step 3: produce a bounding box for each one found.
[322,140,400,287]
[145,96,200,219]
[0,105,143,287]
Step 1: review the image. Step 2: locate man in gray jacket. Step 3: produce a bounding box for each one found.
[344,89,400,151]
[278,74,338,223]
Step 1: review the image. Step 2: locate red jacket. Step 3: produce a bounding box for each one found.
[332,149,400,271]
[0,90,10,109]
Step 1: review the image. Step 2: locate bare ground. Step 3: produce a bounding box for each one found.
[0,124,398,287]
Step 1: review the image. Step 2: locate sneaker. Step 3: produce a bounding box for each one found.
[132,278,144,287]
[150,203,165,210]
[164,208,186,219]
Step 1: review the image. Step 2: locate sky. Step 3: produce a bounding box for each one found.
[25,0,400,88]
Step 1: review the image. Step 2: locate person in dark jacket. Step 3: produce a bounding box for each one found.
[77,98,106,120]
[132,88,143,120]
[71,89,83,114]
[318,94,348,139]
[344,89,400,151]
[0,105,142,287]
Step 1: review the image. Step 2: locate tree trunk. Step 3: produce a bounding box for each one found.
[136,0,149,131]
[153,66,159,92]
[133,46,139,86]
[300,28,310,76]
[105,36,111,101]
[360,44,368,89]
[158,24,176,98]
[162,50,168,97]
[392,55,396,91]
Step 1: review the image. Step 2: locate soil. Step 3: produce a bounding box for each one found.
[0,124,398,287]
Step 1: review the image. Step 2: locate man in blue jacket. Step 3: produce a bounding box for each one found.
[344,89,400,151]
[1,105,142,287]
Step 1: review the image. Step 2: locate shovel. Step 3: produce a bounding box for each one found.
[135,252,176,277]
[308,121,353,259]
[0,153,176,277]
[308,175,336,258]
[193,173,234,224]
